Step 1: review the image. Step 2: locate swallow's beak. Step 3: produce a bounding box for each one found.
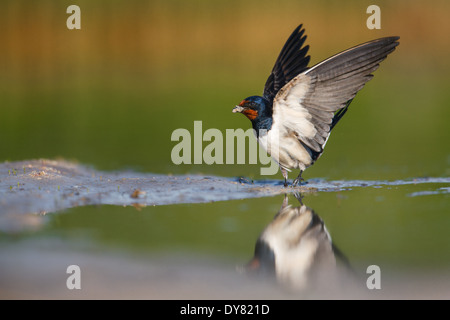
[232,105,244,113]
[236,257,260,274]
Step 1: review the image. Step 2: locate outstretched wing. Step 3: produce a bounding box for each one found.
[263,24,311,102]
[272,36,400,161]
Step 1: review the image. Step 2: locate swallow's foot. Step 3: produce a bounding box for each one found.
[292,171,304,187]
[292,191,304,205]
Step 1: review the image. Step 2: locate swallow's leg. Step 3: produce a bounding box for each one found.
[280,167,289,187]
[292,170,304,187]
[281,194,289,209]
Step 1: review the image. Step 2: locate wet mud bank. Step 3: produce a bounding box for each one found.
[1,159,448,216]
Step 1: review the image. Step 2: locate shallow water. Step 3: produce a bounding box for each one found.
[1,160,449,299]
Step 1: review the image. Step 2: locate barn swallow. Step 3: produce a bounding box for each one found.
[242,193,345,291]
[233,24,399,186]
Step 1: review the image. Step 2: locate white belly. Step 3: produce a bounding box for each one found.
[257,128,312,171]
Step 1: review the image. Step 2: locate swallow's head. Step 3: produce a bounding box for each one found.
[233,96,270,121]
[237,238,276,277]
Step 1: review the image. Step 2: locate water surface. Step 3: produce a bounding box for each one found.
[1,161,449,299]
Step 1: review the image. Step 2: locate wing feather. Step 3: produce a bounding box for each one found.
[263,25,311,102]
[273,36,400,158]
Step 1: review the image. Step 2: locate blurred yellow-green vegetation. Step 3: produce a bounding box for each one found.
[1,0,449,180]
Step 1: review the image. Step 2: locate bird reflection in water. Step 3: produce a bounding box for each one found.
[241,193,351,292]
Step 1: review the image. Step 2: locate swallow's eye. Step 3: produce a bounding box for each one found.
[239,99,258,109]
[246,101,257,109]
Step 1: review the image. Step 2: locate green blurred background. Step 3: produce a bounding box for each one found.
[1,0,449,181]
